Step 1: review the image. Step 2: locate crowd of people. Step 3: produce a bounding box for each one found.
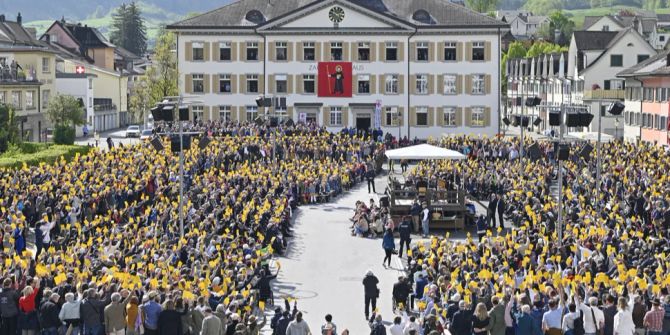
[0,121,384,335]
[376,136,670,335]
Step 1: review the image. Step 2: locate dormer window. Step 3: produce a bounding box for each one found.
[245,10,265,24]
[412,10,434,24]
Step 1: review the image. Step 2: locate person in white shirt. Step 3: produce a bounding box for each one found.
[577,296,605,335]
[402,315,420,335]
[421,203,430,238]
[562,303,579,334]
[614,295,636,335]
[389,315,406,335]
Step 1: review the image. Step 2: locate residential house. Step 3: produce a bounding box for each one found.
[504,13,549,40]
[583,13,668,50]
[567,28,656,137]
[167,0,508,139]
[618,50,670,145]
[0,13,56,142]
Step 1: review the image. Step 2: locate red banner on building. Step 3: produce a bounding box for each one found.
[317,62,352,97]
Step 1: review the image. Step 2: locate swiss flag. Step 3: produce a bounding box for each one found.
[75,66,85,74]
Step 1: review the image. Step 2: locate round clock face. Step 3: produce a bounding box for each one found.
[329,6,345,23]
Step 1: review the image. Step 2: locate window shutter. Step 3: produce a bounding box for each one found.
[203,106,211,121]
[288,42,294,61]
[351,42,358,61]
[410,42,417,62]
[213,43,220,61]
[438,42,445,62]
[314,74,319,93]
[212,74,219,93]
[382,109,388,127]
[410,75,417,95]
[485,75,492,94]
[258,75,265,94]
[315,42,322,61]
[398,74,405,94]
[398,107,404,126]
[438,75,445,95]
[380,43,386,61]
[231,106,238,121]
[428,107,435,126]
[456,74,463,94]
[203,75,210,93]
[342,107,349,127]
[212,106,220,121]
[258,43,265,61]
[240,75,247,94]
[353,75,358,94]
[323,107,330,126]
[203,42,211,61]
[379,75,385,93]
[410,107,417,126]
[370,75,376,94]
[485,41,492,62]
[465,75,473,95]
[185,42,193,61]
[287,106,294,120]
[456,42,463,62]
[231,42,238,61]
[269,43,276,61]
[231,74,237,94]
[397,42,404,61]
[185,74,193,94]
[240,106,247,122]
[297,43,304,61]
[484,107,491,127]
[428,42,435,62]
[324,42,331,61]
[437,107,444,126]
[268,75,275,94]
[296,75,303,94]
[343,42,350,61]
[465,42,472,62]
[240,42,247,61]
[455,107,463,126]
[464,107,472,127]
[370,42,376,62]
[287,75,294,94]
[428,74,435,95]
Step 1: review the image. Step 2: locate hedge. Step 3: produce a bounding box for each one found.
[0,143,92,169]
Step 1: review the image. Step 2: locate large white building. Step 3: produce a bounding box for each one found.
[167,0,508,139]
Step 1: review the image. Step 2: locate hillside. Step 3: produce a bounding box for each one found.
[565,6,670,28]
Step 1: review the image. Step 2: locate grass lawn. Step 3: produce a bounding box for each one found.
[0,143,91,169]
[565,6,670,29]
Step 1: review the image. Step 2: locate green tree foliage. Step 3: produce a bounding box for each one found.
[47,95,86,128]
[466,0,499,13]
[128,79,151,124]
[525,0,563,15]
[131,30,178,116]
[0,104,20,153]
[526,41,568,57]
[110,2,148,56]
[538,11,576,46]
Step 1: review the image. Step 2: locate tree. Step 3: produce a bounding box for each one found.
[138,30,178,112]
[539,11,576,46]
[110,2,148,56]
[524,0,563,15]
[47,95,85,145]
[0,104,20,153]
[466,0,499,12]
[128,78,151,124]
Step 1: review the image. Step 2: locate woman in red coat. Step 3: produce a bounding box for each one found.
[18,277,41,335]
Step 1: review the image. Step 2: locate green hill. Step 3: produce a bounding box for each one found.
[564,6,670,28]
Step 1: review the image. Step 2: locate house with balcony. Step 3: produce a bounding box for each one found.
[567,28,656,137]
[583,12,668,50]
[618,50,670,145]
[0,13,57,142]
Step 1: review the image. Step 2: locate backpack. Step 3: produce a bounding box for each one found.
[573,310,585,335]
[370,323,386,335]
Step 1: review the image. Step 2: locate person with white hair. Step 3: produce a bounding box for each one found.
[104,290,132,335]
[60,292,82,335]
[369,314,386,335]
[575,293,604,335]
[515,304,542,335]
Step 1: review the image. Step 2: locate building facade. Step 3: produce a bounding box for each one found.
[55,73,96,136]
[167,0,507,139]
[0,14,56,142]
[618,51,670,145]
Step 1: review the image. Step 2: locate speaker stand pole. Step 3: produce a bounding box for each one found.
[557,104,564,247]
[178,95,185,238]
[596,101,602,217]
[520,79,525,159]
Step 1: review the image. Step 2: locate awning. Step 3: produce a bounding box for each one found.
[385,144,466,160]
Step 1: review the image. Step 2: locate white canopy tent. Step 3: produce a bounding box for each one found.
[385,144,466,160]
[566,132,614,143]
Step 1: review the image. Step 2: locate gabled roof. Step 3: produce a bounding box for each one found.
[0,19,47,48]
[582,15,624,30]
[580,27,654,74]
[583,14,657,34]
[618,50,670,77]
[168,0,506,29]
[573,30,618,51]
[63,22,114,49]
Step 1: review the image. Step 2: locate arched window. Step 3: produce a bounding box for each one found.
[245,10,265,24]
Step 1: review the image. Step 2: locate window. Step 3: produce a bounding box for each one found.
[219,42,232,61]
[661,36,666,42]
[610,55,623,67]
[11,91,21,108]
[330,107,342,126]
[444,42,457,61]
[219,74,231,93]
[416,107,428,126]
[643,87,654,101]
[192,42,204,61]
[471,107,485,126]
[472,42,485,61]
[358,42,370,61]
[303,74,315,94]
[416,74,428,94]
[247,42,258,61]
[443,107,456,126]
[331,42,343,61]
[25,91,34,108]
[609,79,624,90]
[385,42,398,61]
[246,74,259,93]
[656,88,664,102]
[660,88,669,102]
[0,92,5,104]
[275,42,287,61]
[385,74,398,94]
[192,74,204,93]
[246,106,258,121]
[385,107,398,126]
[637,54,649,63]
[42,90,50,108]
[358,74,370,94]
[472,74,485,94]
[219,106,231,121]
[417,42,429,61]
[443,74,457,95]
[303,42,315,61]
[276,74,288,94]
[192,105,204,121]
[602,25,610,31]
[88,78,93,89]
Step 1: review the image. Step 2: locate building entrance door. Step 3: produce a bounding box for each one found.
[356,114,371,132]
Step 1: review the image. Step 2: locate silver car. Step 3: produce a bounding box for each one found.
[126,125,141,138]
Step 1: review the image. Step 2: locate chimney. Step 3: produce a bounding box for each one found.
[666,53,670,67]
[0,15,5,22]
[16,12,21,25]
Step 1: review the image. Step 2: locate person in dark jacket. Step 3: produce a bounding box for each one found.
[270,307,283,334]
[157,300,182,335]
[410,201,422,234]
[487,194,498,228]
[382,229,395,268]
[450,300,474,335]
[392,276,410,311]
[603,295,617,335]
[39,293,61,335]
[363,270,379,320]
[397,216,412,258]
[254,269,278,304]
[0,277,21,335]
[514,305,542,335]
[79,289,107,335]
[366,165,376,193]
[497,195,505,228]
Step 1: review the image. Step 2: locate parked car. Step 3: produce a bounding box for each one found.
[140,129,153,140]
[126,125,141,138]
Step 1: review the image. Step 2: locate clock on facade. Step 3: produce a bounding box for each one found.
[329,6,345,23]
